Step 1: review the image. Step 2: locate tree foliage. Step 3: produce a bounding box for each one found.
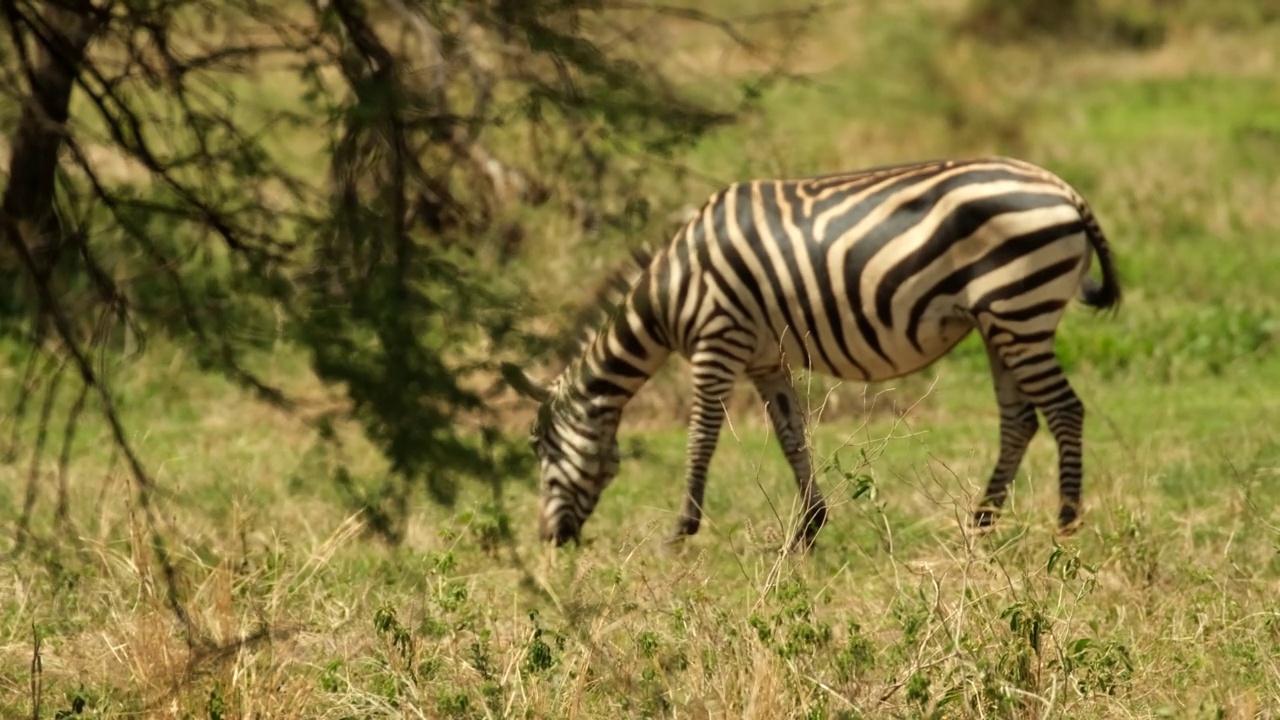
[0,0,803,579]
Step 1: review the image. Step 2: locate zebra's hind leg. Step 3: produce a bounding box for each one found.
[752,372,827,550]
[993,338,1088,535]
[973,340,1040,531]
[669,344,752,543]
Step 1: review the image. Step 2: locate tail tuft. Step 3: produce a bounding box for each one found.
[1077,203,1122,313]
[1080,276,1120,310]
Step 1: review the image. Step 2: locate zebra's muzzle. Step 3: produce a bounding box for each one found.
[540,514,580,546]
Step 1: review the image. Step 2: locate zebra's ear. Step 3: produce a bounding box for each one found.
[500,362,551,403]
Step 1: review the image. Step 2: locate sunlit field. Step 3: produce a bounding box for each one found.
[3,1,1280,717]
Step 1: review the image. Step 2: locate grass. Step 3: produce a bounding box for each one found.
[5,0,1280,717]
[4,353,1280,717]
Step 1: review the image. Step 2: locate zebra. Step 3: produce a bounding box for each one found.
[510,156,1121,549]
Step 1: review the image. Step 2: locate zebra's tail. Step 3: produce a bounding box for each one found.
[1075,200,1122,312]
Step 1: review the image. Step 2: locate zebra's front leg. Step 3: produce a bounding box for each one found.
[753,372,826,550]
[669,347,748,543]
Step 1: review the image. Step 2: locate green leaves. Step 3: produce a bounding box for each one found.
[1,0,767,548]
[284,0,756,530]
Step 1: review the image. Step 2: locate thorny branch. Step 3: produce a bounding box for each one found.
[0,0,304,648]
[0,0,819,647]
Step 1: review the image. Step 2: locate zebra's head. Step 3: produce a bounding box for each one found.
[527,378,621,545]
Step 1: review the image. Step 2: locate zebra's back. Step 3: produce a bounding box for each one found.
[662,157,1100,382]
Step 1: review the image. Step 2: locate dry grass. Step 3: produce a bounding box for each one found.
[4,357,1280,717]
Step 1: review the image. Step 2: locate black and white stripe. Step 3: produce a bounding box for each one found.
[520,156,1121,548]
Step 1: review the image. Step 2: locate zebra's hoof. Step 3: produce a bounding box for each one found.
[789,524,816,550]
[1056,518,1083,539]
[787,504,827,550]
[1057,505,1082,537]
[657,535,689,557]
[677,520,701,537]
[972,508,999,530]
[788,534,818,553]
[966,524,996,543]
[665,516,700,545]
[789,520,825,553]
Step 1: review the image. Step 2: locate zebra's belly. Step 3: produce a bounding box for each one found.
[752,314,975,383]
[881,316,976,379]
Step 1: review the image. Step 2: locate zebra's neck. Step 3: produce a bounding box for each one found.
[558,287,671,420]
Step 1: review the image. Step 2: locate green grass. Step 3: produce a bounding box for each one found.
[5,351,1280,717]
[5,1,1280,717]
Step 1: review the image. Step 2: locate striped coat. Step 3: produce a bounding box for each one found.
[516,156,1121,548]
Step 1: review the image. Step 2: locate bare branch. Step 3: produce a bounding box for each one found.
[2,208,205,646]
[601,0,762,53]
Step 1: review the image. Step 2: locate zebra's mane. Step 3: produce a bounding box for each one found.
[557,243,655,367]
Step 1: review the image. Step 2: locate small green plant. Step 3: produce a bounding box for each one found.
[461,501,513,556]
[891,592,932,655]
[905,671,931,710]
[435,691,470,718]
[373,605,413,663]
[636,630,661,657]
[319,659,346,693]
[1056,637,1134,696]
[467,630,496,681]
[435,580,469,613]
[522,611,559,675]
[834,621,876,683]
[1000,600,1046,655]
[206,687,227,720]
